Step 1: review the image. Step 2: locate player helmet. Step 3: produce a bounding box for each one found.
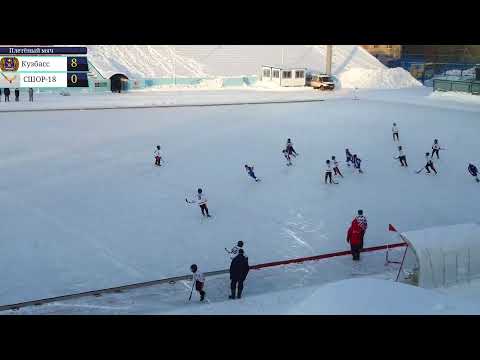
[197,188,202,194]
[332,155,336,160]
[190,264,197,272]
[237,241,244,247]
[156,145,161,150]
[358,209,363,215]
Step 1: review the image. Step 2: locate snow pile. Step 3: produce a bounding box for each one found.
[337,67,422,89]
[288,278,480,314]
[83,45,420,89]
[87,45,207,79]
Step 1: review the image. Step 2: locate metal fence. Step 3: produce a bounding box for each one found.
[433,78,480,95]
[125,76,258,91]
[387,60,479,86]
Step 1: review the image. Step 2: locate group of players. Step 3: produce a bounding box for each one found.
[391,122,479,181]
[151,122,480,302]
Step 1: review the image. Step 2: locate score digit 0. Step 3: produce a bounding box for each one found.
[67,72,88,87]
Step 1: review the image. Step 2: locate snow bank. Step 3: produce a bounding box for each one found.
[429,91,480,104]
[337,67,422,89]
[289,278,480,314]
[161,278,480,315]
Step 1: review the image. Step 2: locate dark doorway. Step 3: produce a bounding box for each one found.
[110,73,128,93]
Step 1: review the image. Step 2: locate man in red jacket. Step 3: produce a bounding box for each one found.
[347,218,363,261]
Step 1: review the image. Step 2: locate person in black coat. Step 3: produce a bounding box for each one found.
[4,88,10,102]
[14,88,19,101]
[0,88,2,102]
[229,249,250,299]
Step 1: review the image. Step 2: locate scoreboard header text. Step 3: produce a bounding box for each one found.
[0,47,87,55]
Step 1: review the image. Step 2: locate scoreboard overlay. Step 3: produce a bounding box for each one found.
[0,47,89,88]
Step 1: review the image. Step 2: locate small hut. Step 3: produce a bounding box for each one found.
[261,65,306,87]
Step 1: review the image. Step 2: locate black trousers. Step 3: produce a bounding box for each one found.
[334,167,343,177]
[425,164,437,174]
[4,95,9,102]
[431,149,439,159]
[351,243,361,260]
[231,279,244,297]
[399,155,408,167]
[393,132,399,141]
[200,204,209,216]
[325,171,332,183]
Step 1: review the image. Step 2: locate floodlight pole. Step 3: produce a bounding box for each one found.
[173,57,176,86]
[326,45,332,75]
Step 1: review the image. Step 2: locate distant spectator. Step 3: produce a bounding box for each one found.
[0,88,2,102]
[29,88,34,102]
[229,249,250,299]
[4,88,10,102]
[14,88,19,102]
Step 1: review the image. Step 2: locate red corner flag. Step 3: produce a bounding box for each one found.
[388,224,397,232]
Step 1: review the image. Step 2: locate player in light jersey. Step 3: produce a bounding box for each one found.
[225,240,245,259]
[431,139,441,159]
[331,155,343,177]
[398,146,408,167]
[186,188,211,217]
[325,160,334,184]
[392,123,399,142]
[190,264,206,302]
[154,145,162,166]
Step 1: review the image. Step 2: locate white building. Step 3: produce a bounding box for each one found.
[261,65,306,87]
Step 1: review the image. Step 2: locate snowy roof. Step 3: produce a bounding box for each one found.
[402,223,480,253]
[262,65,307,70]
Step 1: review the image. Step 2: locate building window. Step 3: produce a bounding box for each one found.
[295,70,304,78]
[282,71,292,79]
[273,70,279,78]
[263,69,271,78]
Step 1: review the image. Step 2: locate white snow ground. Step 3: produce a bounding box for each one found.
[1,86,480,313]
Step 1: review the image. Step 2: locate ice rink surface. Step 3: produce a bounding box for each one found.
[1,87,480,307]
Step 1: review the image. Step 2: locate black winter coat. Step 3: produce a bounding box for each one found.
[4,88,10,96]
[230,254,250,281]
